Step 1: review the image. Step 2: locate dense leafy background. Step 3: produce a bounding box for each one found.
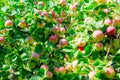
[0,0,120,80]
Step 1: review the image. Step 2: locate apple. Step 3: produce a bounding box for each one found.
[37,22,45,28]
[28,36,34,44]
[112,39,120,49]
[114,17,120,26]
[61,12,66,17]
[18,21,27,28]
[94,43,103,51]
[59,38,68,47]
[60,0,66,5]
[60,27,66,34]
[31,53,40,61]
[4,20,13,27]
[57,18,63,23]
[41,11,48,17]
[52,26,60,33]
[104,67,115,79]
[106,26,116,35]
[103,9,109,14]
[59,66,66,74]
[76,38,86,47]
[54,67,59,73]
[49,35,58,43]
[38,1,44,6]
[92,30,104,42]
[65,64,72,71]
[104,19,113,26]
[46,71,53,78]
[88,71,96,79]
[49,11,56,18]
[0,36,5,44]
[84,17,92,23]
[70,4,77,11]
[77,47,84,52]
[40,64,49,71]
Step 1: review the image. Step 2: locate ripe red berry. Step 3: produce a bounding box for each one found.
[49,35,58,43]
[92,30,104,42]
[106,26,116,35]
[59,38,68,47]
[0,36,5,44]
[4,20,13,27]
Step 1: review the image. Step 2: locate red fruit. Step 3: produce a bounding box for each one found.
[88,71,96,79]
[106,26,116,35]
[104,19,113,26]
[46,71,53,78]
[65,64,72,71]
[70,3,78,11]
[77,47,84,51]
[59,38,68,47]
[4,20,13,27]
[18,21,26,28]
[37,22,45,28]
[60,27,66,34]
[103,9,109,14]
[60,0,66,5]
[92,30,104,42]
[41,11,48,17]
[52,26,60,33]
[28,36,34,44]
[41,64,49,71]
[49,35,58,43]
[0,36,5,44]
[54,67,59,73]
[38,1,44,6]
[59,66,66,74]
[104,67,115,78]
[61,12,66,17]
[57,18,63,23]
[49,11,56,18]
[76,38,86,47]
[114,17,120,25]
[31,53,40,61]
[94,43,103,51]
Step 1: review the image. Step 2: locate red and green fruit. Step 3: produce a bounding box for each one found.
[31,53,40,61]
[106,26,116,35]
[104,67,115,79]
[94,43,103,51]
[0,36,5,44]
[46,71,53,78]
[4,20,13,27]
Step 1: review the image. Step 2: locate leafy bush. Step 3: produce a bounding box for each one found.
[0,0,120,80]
